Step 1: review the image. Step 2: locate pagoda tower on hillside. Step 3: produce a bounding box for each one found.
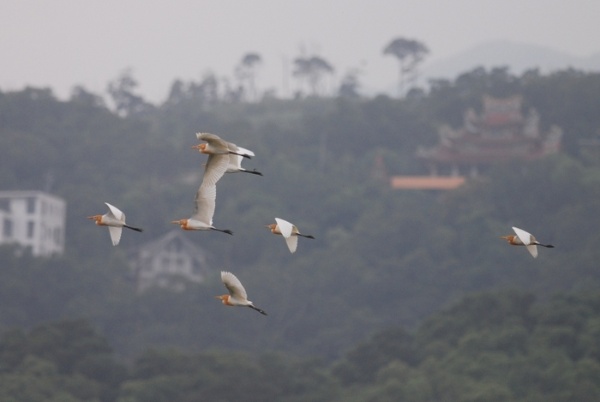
[416,95,562,177]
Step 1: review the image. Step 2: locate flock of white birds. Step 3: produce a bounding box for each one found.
[87,132,553,316]
[88,132,316,316]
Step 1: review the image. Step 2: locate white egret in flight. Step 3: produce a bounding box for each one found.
[266,217,315,253]
[87,202,142,246]
[216,271,267,315]
[172,133,233,234]
[501,226,554,258]
[194,132,251,159]
[226,144,262,176]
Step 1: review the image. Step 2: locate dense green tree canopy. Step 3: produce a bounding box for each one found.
[2,292,600,401]
[1,66,600,399]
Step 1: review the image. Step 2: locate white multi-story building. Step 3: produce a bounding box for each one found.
[0,191,66,256]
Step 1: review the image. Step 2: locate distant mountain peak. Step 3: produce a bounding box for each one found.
[423,39,600,80]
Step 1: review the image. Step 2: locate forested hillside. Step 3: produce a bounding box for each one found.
[1,66,600,399]
[2,291,600,401]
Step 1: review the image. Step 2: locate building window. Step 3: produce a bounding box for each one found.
[3,219,12,237]
[27,197,36,214]
[27,221,35,238]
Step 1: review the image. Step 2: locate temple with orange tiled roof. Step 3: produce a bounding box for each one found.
[416,95,562,177]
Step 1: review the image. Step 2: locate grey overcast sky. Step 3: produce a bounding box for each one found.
[1,0,599,103]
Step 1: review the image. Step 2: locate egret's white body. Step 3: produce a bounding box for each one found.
[501,226,554,258]
[87,202,143,246]
[217,271,267,315]
[172,133,233,234]
[266,217,315,253]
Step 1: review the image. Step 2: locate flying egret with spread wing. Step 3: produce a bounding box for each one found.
[87,202,143,246]
[193,132,251,159]
[192,132,261,175]
[171,133,233,234]
[226,144,262,176]
[216,271,267,315]
[501,226,554,258]
[266,217,315,253]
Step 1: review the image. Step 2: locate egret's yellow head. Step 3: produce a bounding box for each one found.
[87,215,102,224]
[265,223,281,235]
[171,219,187,228]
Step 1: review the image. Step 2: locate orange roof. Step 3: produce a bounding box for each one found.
[390,176,466,190]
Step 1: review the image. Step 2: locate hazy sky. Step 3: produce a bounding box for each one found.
[2,0,599,103]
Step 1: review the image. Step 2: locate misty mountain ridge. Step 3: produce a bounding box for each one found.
[423,39,600,81]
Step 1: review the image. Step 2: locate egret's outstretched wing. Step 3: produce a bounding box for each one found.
[512,227,532,245]
[192,185,216,225]
[105,202,125,222]
[192,153,229,223]
[108,226,123,246]
[221,271,248,300]
[231,145,255,158]
[525,244,539,258]
[196,132,226,145]
[284,235,298,253]
[275,218,294,238]
[513,227,538,258]
[201,154,229,187]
